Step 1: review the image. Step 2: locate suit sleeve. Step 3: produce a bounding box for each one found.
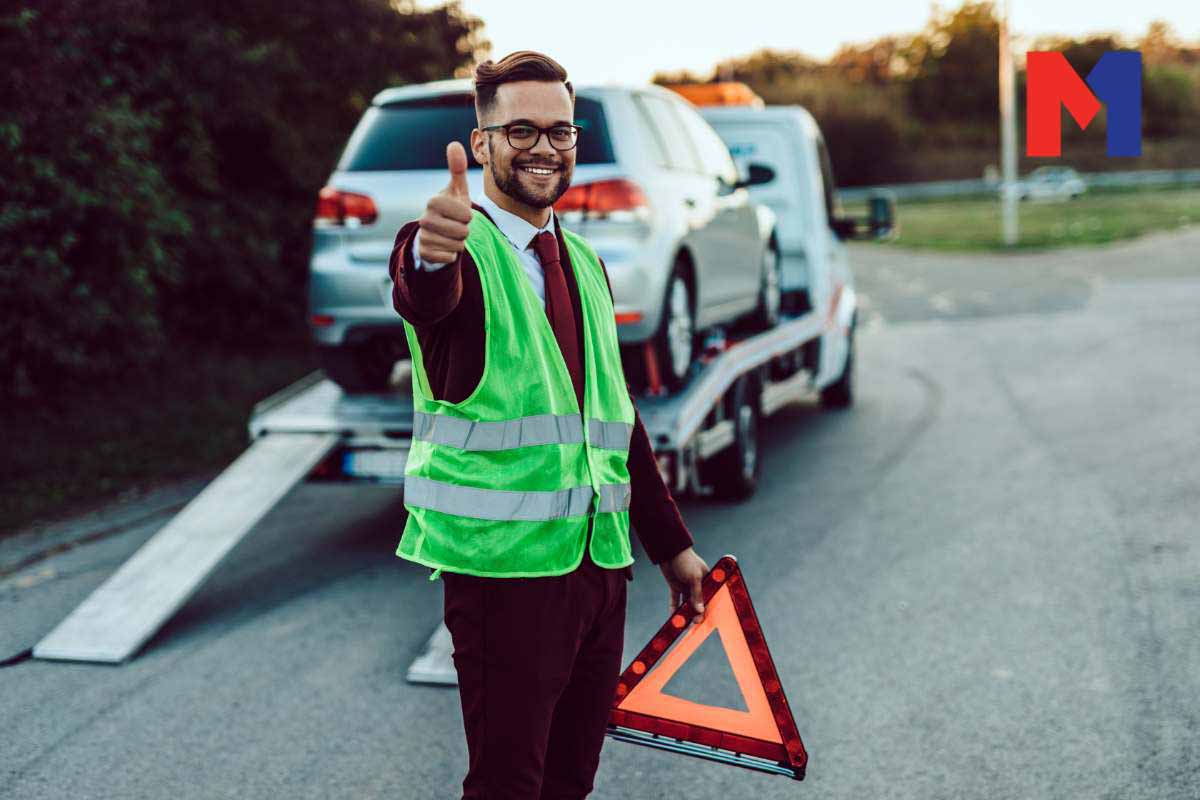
[390,220,465,327]
[597,257,695,565]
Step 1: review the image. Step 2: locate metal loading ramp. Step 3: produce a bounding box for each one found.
[33,431,340,664]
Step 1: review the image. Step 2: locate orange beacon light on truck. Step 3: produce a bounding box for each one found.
[663,82,765,108]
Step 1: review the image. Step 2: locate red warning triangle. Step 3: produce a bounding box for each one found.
[608,555,807,780]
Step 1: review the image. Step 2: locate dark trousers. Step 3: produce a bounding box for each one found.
[441,534,631,799]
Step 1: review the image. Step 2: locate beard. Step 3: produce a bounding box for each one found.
[489,139,572,208]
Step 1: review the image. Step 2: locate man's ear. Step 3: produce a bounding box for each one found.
[469,129,486,167]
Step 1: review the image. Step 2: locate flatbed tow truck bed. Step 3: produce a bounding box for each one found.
[33,308,839,664]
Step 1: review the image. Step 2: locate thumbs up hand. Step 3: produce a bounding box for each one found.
[417,141,473,264]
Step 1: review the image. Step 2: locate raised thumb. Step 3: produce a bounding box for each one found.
[445,141,469,200]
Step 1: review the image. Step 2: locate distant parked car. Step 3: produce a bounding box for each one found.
[308,78,780,393]
[1016,166,1087,201]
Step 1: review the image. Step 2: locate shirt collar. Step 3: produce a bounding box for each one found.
[477,191,556,253]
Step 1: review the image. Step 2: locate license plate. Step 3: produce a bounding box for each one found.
[343,449,408,480]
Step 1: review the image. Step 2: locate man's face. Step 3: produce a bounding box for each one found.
[475,81,575,209]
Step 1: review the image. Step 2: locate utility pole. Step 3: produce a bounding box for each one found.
[999,0,1019,245]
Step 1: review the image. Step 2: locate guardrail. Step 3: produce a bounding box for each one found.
[840,168,1200,203]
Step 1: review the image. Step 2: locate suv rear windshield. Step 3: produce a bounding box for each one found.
[337,94,615,170]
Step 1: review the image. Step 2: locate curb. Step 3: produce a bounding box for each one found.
[0,474,216,580]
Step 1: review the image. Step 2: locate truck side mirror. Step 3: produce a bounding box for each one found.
[866,190,896,239]
[830,191,897,241]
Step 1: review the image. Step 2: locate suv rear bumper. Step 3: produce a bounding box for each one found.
[309,240,670,346]
[590,235,670,344]
[308,258,403,345]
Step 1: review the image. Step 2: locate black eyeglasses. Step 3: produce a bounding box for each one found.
[480,123,582,151]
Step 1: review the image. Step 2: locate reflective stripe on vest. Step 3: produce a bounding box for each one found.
[404,475,632,521]
[413,411,583,450]
[412,411,632,452]
[588,419,634,450]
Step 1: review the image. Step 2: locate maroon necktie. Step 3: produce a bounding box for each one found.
[531,230,585,407]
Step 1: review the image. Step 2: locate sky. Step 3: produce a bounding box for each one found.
[436,0,1200,84]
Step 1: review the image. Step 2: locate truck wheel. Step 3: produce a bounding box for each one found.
[652,266,695,392]
[748,242,782,331]
[703,376,761,501]
[319,339,403,394]
[819,316,855,409]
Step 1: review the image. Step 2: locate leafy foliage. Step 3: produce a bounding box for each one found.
[0,0,484,402]
[653,2,1200,187]
[904,2,1000,123]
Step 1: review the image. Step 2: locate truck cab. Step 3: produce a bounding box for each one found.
[696,104,880,391]
[699,106,844,314]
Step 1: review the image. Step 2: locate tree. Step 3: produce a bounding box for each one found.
[651,68,711,85]
[714,49,825,85]
[905,2,1001,123]
[1139,20,1187,67]
[1143,65,1195,137]
[0,0,485,402]
[830,36,904,85]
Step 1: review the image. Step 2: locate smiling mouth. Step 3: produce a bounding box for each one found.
[518,164,558,176]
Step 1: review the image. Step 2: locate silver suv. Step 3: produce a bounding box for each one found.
[309,79,780,393]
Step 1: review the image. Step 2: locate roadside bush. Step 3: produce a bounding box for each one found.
[0,0,484,403]
[815,112,906,186]
[1143,65,1196,137]
[708,68,911,187]
[1,3,190,399]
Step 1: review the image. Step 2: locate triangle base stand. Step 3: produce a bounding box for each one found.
[607,724,804,780]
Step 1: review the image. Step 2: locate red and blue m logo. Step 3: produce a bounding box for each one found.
[1026,51,1142,157]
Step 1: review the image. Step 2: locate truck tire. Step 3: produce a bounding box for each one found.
[702,375,761,501]
[819,316,855,409]
[652,264,696,392]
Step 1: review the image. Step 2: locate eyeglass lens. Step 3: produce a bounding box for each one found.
[507,125,577,150]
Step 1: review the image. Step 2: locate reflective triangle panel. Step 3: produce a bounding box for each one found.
[608,555,807,778]
[618,583,781,742]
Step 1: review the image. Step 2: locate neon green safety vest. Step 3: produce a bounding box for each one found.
[396,210,636,579]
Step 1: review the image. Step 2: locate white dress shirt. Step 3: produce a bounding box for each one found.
[412,192,556,304]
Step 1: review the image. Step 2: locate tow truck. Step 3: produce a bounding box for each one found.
[31,289,856,667]
[32,100,894,665]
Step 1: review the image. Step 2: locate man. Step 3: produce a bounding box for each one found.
[389,50,708,799]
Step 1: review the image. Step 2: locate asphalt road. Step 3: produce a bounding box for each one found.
[3,228,1198,799]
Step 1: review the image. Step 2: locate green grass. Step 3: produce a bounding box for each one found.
[1,346,320,539]
[846,185,1200,251]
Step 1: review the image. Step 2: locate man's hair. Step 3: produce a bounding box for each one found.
[474,50,574,122]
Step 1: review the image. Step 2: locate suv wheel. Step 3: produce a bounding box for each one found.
[748,243,782,330]
[653,267,695,392]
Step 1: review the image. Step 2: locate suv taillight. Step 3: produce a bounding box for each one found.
[555,179,649,221]
[314,186,378,227]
